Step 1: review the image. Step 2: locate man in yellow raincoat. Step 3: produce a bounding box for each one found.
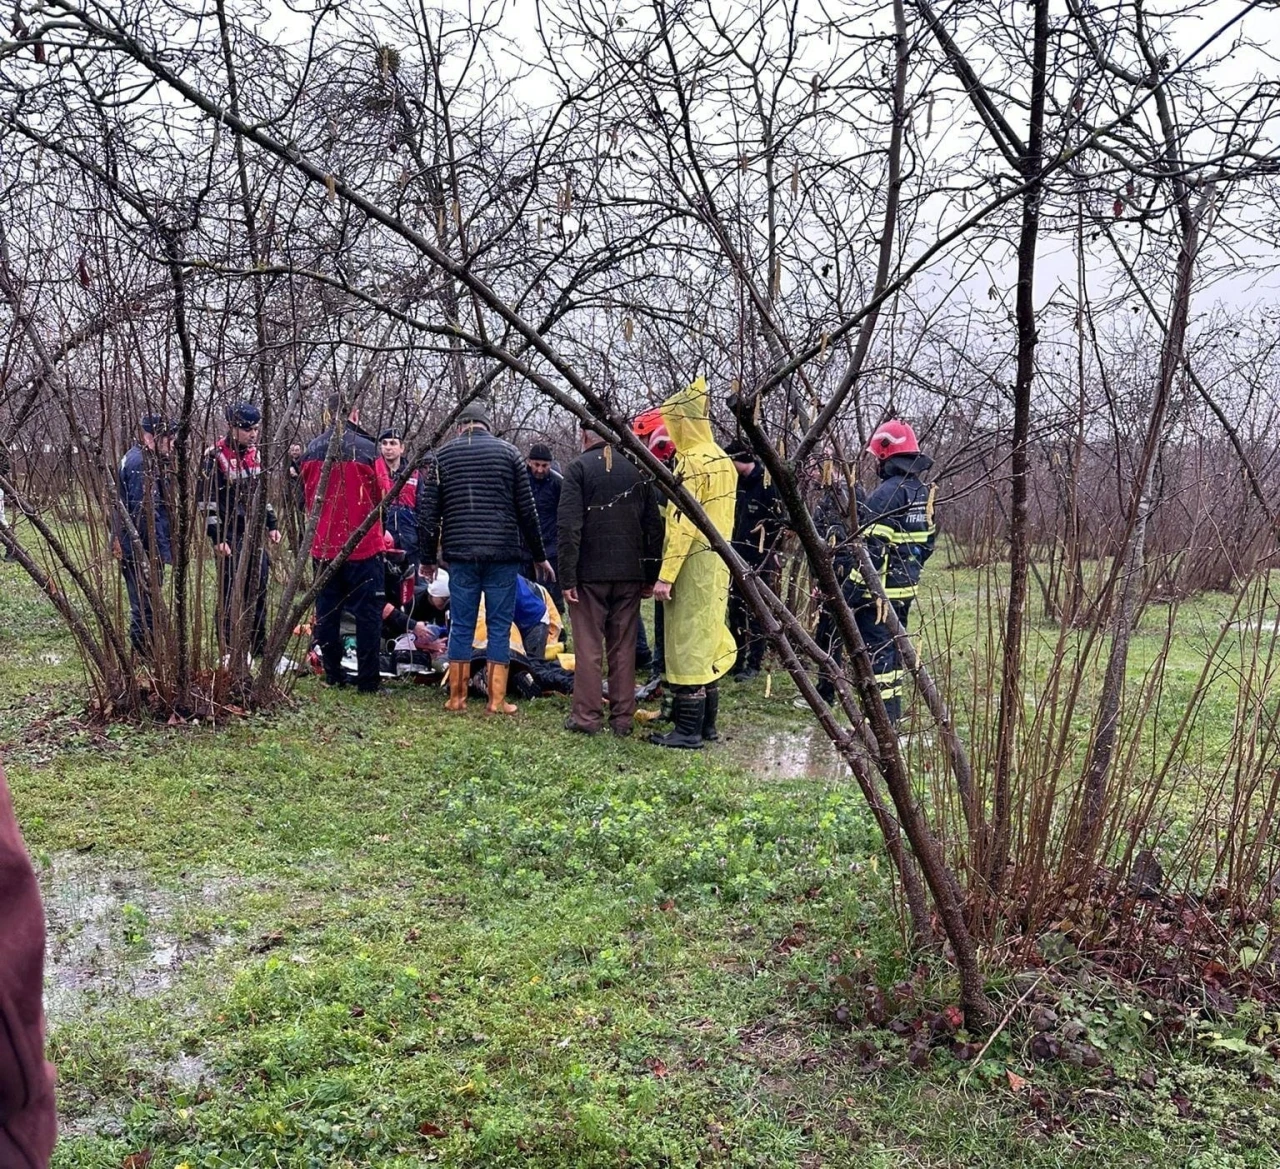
[645,377,738,749]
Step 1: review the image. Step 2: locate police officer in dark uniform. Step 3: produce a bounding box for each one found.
[200,402,281,660]
[724,438,783,681]
[375,427,419,559]
[117,414,176,654]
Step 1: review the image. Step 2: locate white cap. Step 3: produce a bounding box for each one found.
[427,569,450,599]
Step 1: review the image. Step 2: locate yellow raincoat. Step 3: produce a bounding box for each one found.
[658,377,738,686]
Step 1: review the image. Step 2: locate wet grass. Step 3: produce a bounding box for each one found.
[1,555,1277,1167]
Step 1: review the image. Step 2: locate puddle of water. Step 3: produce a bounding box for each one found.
[38,852,238,1023]
[725,727,851,782]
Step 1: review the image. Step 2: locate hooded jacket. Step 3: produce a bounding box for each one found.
[656,378,739,685]
[0,763,56,1169]
[856,451,936,599]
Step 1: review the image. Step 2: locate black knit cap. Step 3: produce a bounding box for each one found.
[378,427,404,442]
[723,438,755,462]
[528,442,553,462]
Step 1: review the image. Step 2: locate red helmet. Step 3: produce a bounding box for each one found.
[633,407,675,461]
[866,420,918,460]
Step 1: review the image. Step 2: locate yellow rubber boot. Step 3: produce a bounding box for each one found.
[444,661,468,712]
[485,662,517,715]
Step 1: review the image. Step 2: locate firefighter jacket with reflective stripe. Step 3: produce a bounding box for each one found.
[856,452,936,601]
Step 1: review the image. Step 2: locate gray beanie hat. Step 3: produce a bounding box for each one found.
[456,401,492,430]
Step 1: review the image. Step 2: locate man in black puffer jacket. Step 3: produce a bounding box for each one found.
[416,401,552,715]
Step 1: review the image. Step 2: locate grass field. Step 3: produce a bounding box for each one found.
[2,553,1277,1168]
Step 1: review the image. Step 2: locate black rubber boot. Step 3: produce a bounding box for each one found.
[651,689,705,749]
[702,682,720,742]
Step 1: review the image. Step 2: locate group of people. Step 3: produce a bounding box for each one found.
[114,380,937,743]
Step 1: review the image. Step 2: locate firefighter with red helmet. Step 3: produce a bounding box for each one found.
[849,420,936,724]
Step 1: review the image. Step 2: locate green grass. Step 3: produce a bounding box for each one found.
[2,555,1277,1167]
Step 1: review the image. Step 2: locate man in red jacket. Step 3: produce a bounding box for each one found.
[1,760,56,1168]
[300,393,387,693]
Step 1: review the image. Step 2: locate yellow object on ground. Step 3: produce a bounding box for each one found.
[658,376,738,686]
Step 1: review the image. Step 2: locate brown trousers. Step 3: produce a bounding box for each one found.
[570,581,643,732]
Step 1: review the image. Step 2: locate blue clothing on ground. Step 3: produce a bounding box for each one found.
[512,575,549,636]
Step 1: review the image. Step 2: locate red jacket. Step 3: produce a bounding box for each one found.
[300,422,386,561]
[374,458,418,511]
[0,762,56,1168]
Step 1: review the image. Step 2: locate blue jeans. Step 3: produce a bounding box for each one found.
[447,560,518,665]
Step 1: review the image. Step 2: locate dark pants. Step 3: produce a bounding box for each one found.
[314,555,384,692]
[121,559,164,654]
[635,615,652,671]
[570,581,643,733]
[729,555,775,672]
[217,547,270,657]
[522,622,549,662]
[817,584,909,723]
[448,560,519,665]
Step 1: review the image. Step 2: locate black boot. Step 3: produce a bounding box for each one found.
[651,689,705,749]
[657,691,674,723]
[702,682,720,742]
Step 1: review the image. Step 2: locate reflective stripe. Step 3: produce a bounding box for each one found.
[883,585,918,600]
[885,526,935,544]
[864,523,897,541]
[875,667,904,699]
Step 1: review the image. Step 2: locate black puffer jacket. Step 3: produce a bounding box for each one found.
[416,428,546,565]
[557,441,663,589]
